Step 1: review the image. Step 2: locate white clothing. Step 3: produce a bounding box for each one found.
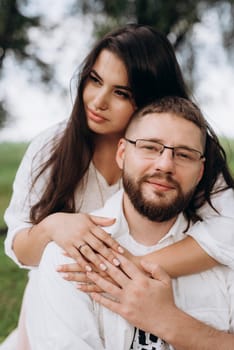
[4,120,121,269]
[1,121,121,349]
[2,121,234,348]
[4,121,234,270]
[188,186,234,268]
[26,190,234,349]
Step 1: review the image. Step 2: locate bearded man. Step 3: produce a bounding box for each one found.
[25,97,234,350]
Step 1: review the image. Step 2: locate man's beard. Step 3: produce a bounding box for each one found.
[122,171,195,222]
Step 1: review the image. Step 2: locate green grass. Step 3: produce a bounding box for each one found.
[220,137,234,174]
[0,235,28,342]
[0,142,29,342]
[0,142,28,228]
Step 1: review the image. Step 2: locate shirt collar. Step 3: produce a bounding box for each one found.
[92,189,188,242]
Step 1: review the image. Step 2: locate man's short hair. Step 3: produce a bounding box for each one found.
[126,96,206,150]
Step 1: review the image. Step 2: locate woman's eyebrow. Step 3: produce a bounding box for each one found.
[91,69,132,92]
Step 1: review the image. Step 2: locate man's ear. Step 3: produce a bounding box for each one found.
[116,138,126,170]
[197,161,205,185]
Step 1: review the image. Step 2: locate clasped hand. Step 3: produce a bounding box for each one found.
[46,212,136,290]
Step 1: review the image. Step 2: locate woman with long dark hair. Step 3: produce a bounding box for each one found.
[2,24,234,349]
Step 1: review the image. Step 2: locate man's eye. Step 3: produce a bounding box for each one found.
[143,145,155,151]
[176,152,191,159]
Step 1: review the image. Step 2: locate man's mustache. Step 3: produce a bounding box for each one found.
[140,173,180,190]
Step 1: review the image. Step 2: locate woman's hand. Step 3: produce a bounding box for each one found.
[58,247,141,284]
[58,259,118,293]
[43,212,124,270]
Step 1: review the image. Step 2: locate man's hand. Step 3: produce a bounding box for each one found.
[80,253,176,336]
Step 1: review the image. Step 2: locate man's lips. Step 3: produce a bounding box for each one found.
[87,108,107,123]
[146,179,176,191]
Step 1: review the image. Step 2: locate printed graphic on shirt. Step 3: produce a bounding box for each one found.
[131,328,170,350]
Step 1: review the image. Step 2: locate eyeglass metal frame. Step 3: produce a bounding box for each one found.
[124,138,205,164]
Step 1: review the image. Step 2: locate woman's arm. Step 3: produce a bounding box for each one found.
[12,213,117,267]
[58,224,218,281]
[136,187,234,277]
[60,188,234,279]
[59,235,216,285]
[12,225,50,267]
[29,187,234,277]
[4,124,119,268]
[129,236,217,278]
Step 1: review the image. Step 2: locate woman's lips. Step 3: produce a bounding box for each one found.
[87,108,107,123]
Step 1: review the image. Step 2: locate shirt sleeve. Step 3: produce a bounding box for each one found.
[187,186,234,269]
[227,268,234,333]
[25,242,105,350]
[4,122,64,269]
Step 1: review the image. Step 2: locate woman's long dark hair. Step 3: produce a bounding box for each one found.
[30,24,192,223]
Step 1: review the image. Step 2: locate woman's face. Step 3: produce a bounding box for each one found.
[83,49,136,138]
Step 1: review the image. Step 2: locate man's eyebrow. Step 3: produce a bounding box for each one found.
[144,138,203,150]
[91,69,132,92]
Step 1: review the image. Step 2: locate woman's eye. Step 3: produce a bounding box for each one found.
[115,90,131,99]
[89,73,101,84]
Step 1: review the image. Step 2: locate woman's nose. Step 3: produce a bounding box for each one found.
[93,90,108,111]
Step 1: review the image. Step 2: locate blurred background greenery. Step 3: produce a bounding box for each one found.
[0,143,28,341]
[1,0,234,130]
[1,0,234,343]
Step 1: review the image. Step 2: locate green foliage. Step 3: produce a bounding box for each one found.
[0,0,53,126]
[0,142,28,342]
[0,100,7,129]
[78,0,234,48]
[0,142,28,228]
[221,137,234,174]
[0,235,28,342]
[78,0,234,89]
[0,0,39,68]
[0,0,234,128]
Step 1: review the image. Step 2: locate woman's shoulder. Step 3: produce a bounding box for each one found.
[26,119,68,158]
[32,119,68,146]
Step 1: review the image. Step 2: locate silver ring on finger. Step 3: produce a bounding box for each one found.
[78,243,87,252]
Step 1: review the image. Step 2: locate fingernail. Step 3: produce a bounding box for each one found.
[113,258,120,266]
[100,263,107,271]
[60,273,69,279]
[56,265,62,272]
[85,265,92,272]
[118,246,124,253]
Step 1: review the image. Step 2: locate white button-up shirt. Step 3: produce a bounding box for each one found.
[24,190,234,349]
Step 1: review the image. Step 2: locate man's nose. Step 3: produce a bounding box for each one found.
[153,148,176,173]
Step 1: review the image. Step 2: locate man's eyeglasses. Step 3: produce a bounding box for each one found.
[124,138,205,165]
